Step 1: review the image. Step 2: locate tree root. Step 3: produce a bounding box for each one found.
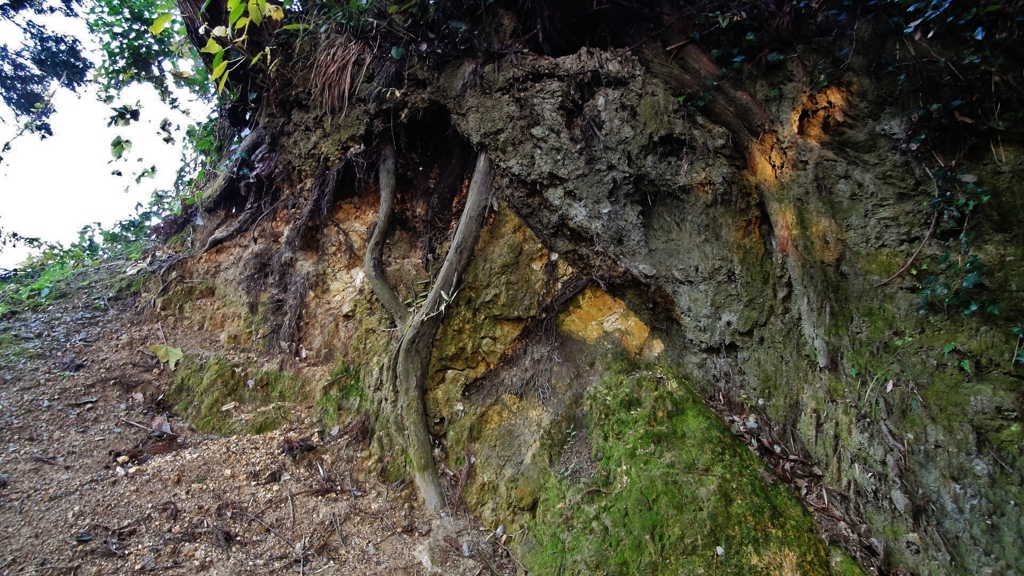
[365,144,496,511]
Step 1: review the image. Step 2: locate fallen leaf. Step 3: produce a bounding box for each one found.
[149,344,183,371]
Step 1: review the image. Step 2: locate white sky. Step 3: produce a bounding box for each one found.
[0,10,210,270]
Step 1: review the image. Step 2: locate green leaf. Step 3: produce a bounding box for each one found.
[229,1,246,25]
[110,136,132,159]
[962,271,983,289]
[149,344,184,371]
[281,23,309,30]
[248,1,263,25]
[212,60,229,81]
[200,38,222,54]
[149,13,174,36]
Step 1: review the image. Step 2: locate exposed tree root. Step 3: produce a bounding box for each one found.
[202,207,260,253]
[365,144,496,511]
[364,145,410,326]
[200,127,269,210]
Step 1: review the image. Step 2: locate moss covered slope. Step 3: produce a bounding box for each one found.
[527,362,858,576]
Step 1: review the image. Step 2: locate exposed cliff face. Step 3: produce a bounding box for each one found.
[160,35,1024,575]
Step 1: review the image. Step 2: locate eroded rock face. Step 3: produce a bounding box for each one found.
[166,44,1023,575]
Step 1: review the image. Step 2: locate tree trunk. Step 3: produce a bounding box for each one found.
[364,147,495,511]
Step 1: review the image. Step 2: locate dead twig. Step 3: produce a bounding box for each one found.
[873,211,938,288]
[118,418,155,433]
[287,491,295,529]
[477,549,501,576]
[20,564,79,574]
[579,486,611,499]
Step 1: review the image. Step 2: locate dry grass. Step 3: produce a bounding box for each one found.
[312,36,368,117]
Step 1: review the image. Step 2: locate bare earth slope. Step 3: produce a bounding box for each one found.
[0,266,518,575]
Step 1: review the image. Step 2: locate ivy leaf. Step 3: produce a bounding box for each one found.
[110,136,132,159]
[962,271,983,289]
[149,344,183,371]
[149,13,174,36]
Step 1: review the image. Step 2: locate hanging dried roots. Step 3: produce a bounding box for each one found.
[312,36,368,118]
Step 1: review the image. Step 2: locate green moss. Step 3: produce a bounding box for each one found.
[637,89,677,143]
[346,291,393,367]
[157,280,217,316]
[169,357,310,435]
[316,362,368,427]
[525,361,841,575]
[0,332,36,370]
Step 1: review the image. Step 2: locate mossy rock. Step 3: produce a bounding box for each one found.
[315,361,368,428]
[525,361,858,576]
[169,357,311,436]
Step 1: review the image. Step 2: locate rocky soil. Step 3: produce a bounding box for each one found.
[0,264,520,575]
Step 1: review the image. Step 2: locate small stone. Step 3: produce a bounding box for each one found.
[715,546,725,556]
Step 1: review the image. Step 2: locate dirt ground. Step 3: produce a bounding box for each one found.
[0,266,521,575]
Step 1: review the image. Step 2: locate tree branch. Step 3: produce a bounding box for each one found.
[873,211,938,288]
